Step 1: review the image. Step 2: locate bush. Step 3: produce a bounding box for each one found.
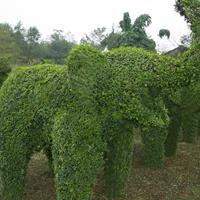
[182,112,199,143]
[141,126,167,168]
[0,44,199,200]
[180,84,200,143]
[0,45,107,200]
[0,64,69,200]
[104,120,134,199]
[0,57,11,86]
[104,47,179,168]
[52,45,106,200]
[164,104,182,157]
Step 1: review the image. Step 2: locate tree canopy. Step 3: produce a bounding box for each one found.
[102,13,156,51]
[0,22,76,65]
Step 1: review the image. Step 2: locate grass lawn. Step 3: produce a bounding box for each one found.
[23,137,200,200]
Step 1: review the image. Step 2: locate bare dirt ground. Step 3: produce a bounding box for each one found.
[23,137,200,200]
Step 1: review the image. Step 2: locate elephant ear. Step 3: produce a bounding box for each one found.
[67,44,108,104]
[67,44,107,77]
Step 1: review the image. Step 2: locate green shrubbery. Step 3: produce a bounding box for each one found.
[164,99,182,157]
[0,57,11,86]
[0,45,172,200]
[52,45,107,200]
[0,16,200,199]
[163,0,200,155]
[0,44,199,200]
[0,64,70,200]
[104,47,198,167]
[1,1,200,199]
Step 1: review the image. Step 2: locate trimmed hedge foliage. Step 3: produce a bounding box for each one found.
[141,126,167,168]
[164,100,182,157]
[182,112,199,143]
[180,83,200,144]
[104,120,134,199]
[0,57,11,86]
[104,47,197,167]
[0,64,69,200]
[52,45,106,200]
[0,44,200,200]
[163,0,200,151]
[0,1,198,198]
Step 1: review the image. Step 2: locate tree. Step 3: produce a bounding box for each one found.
[101,30,122,50]
[23,26,42,63]
[103,13,156,51]
[175,0,200,65]
[175,0,200,24]
[0,57,11,85]
[0,23,19,62]
[159,29,171,39]
[44,30,75,64]
[13,21,28,63]
[132,14,152,30]
[119,12,132,32]
[26,27,41,43]
[80,27,107,50]
[175,0,200,33]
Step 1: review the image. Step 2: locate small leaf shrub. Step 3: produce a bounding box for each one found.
[0,44,199,200]
[0,57,11,86]
[104,47,191,168]
[0,64,69,200]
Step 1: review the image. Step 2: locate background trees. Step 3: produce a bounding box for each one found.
[117,13,156,50]
[80,27,107,50]
[0,57,11,85]
[0,23,19,62]
[43,30,75,64]
[0,9,186,65]
[81,12,171,52]
[0,23,76,65]
[159,29,171,39]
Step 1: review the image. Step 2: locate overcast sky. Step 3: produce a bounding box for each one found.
[0,0,191,51]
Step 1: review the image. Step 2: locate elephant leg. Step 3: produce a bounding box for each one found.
[43,145,54,172]
[165,111,182,157]
[0,130,34,200]
[52,111,104,200]
[198,120,200,136]
[104,120,134,199]
[182,112,199,143]
[141,126,167,168]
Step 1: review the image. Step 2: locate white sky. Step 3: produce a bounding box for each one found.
[0,0,191,51]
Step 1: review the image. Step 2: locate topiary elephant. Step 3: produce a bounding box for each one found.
[163,0,200,156]
[0,45,198,200]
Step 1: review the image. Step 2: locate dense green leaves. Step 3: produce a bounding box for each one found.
[0,57,11,86]
[103,13,156,51]
[0,1,200,200]
[0,24,20,62]
[119,12,132,32]
[44,30,75,64]
[104,120,134,199]
[0,64,70,200]
[0,22,76,65]
[159,0,200,158]
[0,6,200,196]
[159,29,171,39]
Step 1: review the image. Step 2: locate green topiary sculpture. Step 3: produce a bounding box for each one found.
[0,44,199,200]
